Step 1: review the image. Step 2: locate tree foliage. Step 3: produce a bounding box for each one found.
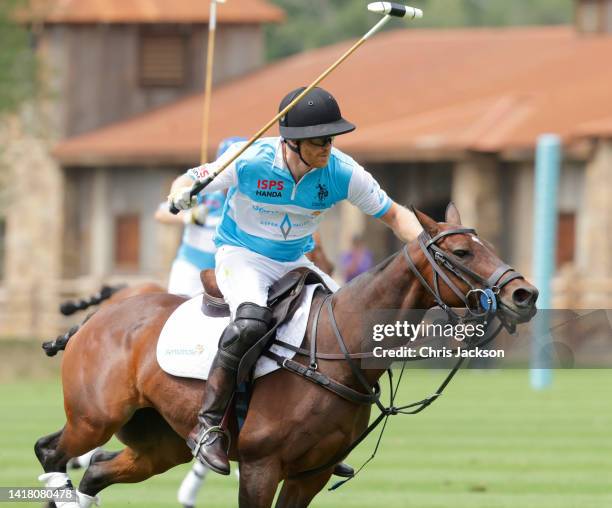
[0,0,38,116]
[265,0,573,61]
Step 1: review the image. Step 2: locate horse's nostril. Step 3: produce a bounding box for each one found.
[512,287,537,308]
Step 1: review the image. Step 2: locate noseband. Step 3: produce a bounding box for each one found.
[276,226,527,487]
[403,228,525,328]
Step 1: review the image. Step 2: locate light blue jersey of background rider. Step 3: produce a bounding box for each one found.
[156,136,246,297]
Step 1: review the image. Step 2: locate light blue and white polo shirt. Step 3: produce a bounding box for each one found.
[186,137,392,262]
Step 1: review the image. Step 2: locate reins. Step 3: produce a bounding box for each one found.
[267,226,523,487]
[282,290,503,487]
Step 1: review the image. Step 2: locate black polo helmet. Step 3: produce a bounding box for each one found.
[278,86,356,140]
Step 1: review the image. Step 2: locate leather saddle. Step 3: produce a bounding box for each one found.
[199,267,331,382]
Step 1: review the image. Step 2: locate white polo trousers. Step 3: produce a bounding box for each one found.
[167,258,205,298]
[214,245,339,317]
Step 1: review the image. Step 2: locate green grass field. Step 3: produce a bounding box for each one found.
[1,369,611,508]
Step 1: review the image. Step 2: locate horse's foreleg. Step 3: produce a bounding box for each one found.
[78,445,189,500]
[35,416,124,507]
[274,469,334,508]
[78,411,191,500]
[56,416,119,459]
[238,458,282,508]
[79,447,163,496]
[35,428,91,508]
[37,422,112,475]
[90,449,121,464]
[35,429,66,473]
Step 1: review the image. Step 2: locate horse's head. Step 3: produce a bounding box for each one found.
[409,203,538,328]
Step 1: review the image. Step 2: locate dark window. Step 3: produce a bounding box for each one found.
[139,33,187,87]
[114,214,140,270]
[557,212,575,268]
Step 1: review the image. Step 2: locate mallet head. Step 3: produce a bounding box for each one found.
[367,2,423,19]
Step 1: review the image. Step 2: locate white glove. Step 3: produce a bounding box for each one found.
[168,186,197,211]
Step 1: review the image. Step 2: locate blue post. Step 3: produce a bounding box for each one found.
[530,134,561,390]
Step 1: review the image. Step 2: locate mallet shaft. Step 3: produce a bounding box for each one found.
[189,30,380,197]
[185,4,423,201]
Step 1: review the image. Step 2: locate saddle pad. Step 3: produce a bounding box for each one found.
[157,284,322,381]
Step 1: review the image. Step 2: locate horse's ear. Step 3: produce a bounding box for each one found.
[445,202,462,225]
[410,205,439,238]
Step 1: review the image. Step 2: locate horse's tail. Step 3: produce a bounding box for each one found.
[59,284,126,316]
[42,310,97,357]
[42,325,79,357]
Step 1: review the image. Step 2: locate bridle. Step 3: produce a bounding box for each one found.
[280,226,530,487]
[403,227,525,333]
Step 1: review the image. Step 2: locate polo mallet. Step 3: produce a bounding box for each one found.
[170,2,422,213]
[200,0,225,164]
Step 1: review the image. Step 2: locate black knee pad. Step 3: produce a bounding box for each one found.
[217,303,272,370]
[235,302,273,325]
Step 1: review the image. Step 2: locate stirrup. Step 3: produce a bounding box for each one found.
[191,425,231,458]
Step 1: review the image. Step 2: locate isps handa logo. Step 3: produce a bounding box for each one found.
[256,179,284,198]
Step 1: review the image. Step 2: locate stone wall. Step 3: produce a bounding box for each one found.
[0,108,64,338]
[451,154,503,250]
[571,139,612,308]
[0,17,267,339]
[505,161,535,275]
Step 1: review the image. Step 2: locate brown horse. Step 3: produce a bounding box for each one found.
[35,205,537,507]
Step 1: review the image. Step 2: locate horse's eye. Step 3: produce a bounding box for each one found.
[453,249,470,258]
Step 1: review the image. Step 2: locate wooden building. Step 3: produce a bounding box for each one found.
[1,0,611,338]
[0,0,283,337]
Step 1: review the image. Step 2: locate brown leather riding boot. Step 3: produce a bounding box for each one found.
[186,357,235,475]
[187,302,273,475]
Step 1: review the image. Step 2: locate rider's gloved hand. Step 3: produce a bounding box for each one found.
[168,186,197,211]
[184,204,208,226]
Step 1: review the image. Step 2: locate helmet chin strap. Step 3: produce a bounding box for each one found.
[284,139,312,168]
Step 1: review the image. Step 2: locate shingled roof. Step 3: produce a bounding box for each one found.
[25,0,284,24]
[575,116,612,139]
[54,26,612,166]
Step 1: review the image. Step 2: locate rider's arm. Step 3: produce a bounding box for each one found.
[345,162,422,243]
[379,202,423,243]
[184,141,247,193]
[169,143,245,210]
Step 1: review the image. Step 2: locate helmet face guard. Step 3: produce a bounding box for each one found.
[278,86,355,140]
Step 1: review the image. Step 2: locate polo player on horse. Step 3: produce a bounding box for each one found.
[169,86,423,476]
